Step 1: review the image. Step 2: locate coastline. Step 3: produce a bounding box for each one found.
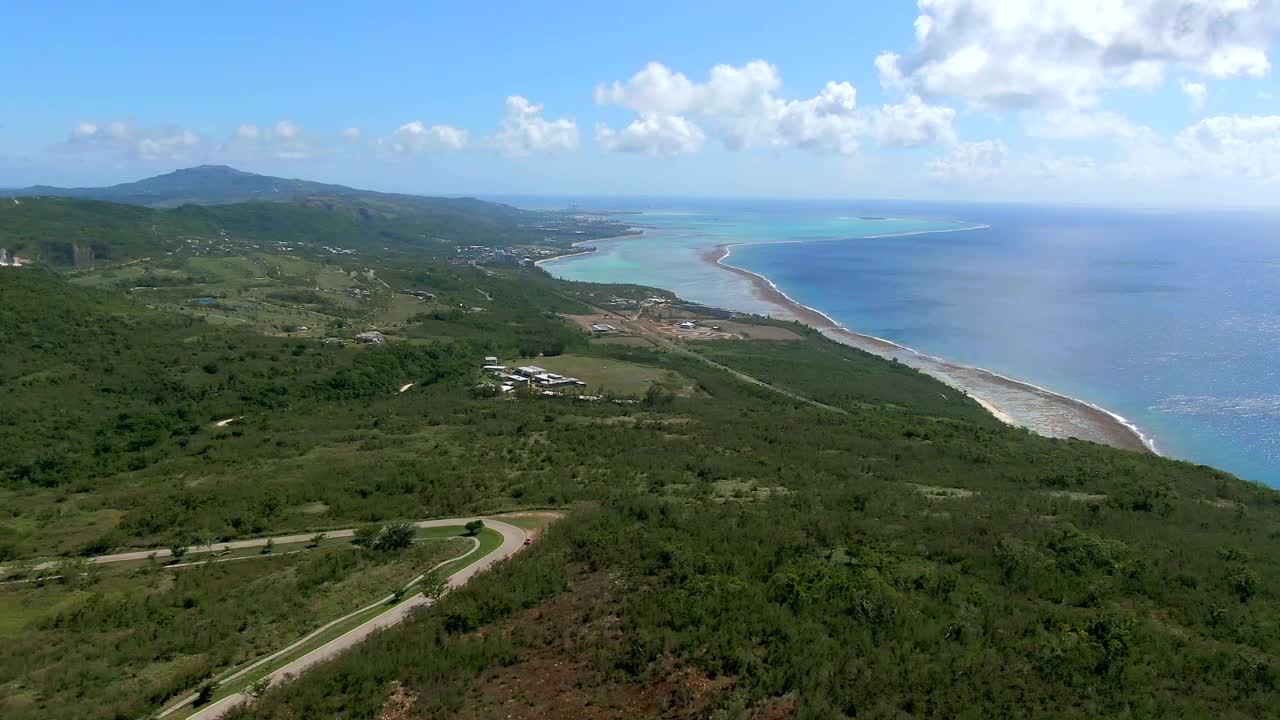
[534,230,645,267]
[704,241,1156,454]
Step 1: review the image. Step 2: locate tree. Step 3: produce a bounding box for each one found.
[372,522,415,552]
[169,542,189,561]
[308,532,326,548]
[464,519,484,536]
[194,681,217,706]
[246,676,271,699]
[351,524,379,548]
[421,571,449,601]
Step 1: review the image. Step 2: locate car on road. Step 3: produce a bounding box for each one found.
[523,537,533,545]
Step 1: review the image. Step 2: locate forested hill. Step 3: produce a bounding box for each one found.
[4,165,514,212]
[0,186,630,266]
[2,191,1279,718]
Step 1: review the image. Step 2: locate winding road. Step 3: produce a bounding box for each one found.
[134,517,529,720]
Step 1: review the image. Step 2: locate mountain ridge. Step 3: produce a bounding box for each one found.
[3,164,515,212]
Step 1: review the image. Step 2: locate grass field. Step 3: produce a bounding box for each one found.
[511,354,697,397]
[590,335,655,348]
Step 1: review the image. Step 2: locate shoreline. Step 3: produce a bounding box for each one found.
[705,240,1156,454]
[534,229,645,267]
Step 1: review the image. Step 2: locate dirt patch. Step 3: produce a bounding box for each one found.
[1044,490,1107,503]
[907,483,977,500]
[449,571,735,720]
[563,314,628,333]
[378,681,419,720]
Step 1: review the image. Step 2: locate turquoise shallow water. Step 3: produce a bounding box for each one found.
[521,196,1280,486]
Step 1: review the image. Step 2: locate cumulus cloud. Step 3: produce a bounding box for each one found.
[927,139,1008,180]
[492,96,578,157]
[595,113,706,157]
[388,121,468,153]
[64,121,201,160]
[596,61,956,155]
[873,95,958,147]
[1177,114,1280,178]
[235,123,260,140]
[342,127,362,140]
[879,0,1280,111]
[1181,80,1208,111]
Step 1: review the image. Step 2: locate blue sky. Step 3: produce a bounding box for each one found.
[3,1,1280,206]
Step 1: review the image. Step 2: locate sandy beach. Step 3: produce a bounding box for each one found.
[534,230,645,267]
[704,243,1154,453]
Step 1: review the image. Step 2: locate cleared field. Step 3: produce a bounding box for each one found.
[70,253,379,337]
[511,354,697,397]
[707,320,803,340]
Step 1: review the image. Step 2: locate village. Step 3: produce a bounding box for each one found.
[480,357,591,396]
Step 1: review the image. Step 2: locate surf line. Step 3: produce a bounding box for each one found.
[709,224,1158,455]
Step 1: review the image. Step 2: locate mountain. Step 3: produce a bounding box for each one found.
[0,167,633,265]
[4,165,520,214]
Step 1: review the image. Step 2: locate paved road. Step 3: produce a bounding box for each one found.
[8,518,501,574]
[183,517,527,720]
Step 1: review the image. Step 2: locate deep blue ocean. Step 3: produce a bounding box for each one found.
[494,195,1280,486]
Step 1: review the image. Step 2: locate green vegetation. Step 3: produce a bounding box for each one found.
[0,538,469,720]
[1,182,1278,719]
[1,166,633,267]
[690,326,999,424]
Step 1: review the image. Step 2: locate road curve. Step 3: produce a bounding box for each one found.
[184,517,526,720]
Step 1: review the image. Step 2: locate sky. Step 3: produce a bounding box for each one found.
[3,1,1280,207]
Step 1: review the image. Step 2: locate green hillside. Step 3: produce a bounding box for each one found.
[0,192,630,267]
[0,196,1277,720]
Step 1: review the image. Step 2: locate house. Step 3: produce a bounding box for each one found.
[515,366,547,377]
[590,324,617,333]
[482,364,507,374]
[677,321,697,330]
[354,331,386,344]
[484,356,499,365]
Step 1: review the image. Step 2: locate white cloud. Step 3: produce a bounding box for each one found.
[597,61,956,155]
[1037,155,1099,180]
[1182,80,1208,112]
[388,121,469,153]
[64,121,201,160]
[273,120,300,139]
[492,96,578,157]
[1261,91,1276,100]
[227,119,312,160]
[927,139,1008,180]
[1028,109,1151,140]
[879,0,1280,111]
[596,113,706,157]
[342,127,362,140]
[874,95,958,147]
[1177,114,1280,179]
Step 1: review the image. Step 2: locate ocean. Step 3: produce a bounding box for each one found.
[504,196,1280,487]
